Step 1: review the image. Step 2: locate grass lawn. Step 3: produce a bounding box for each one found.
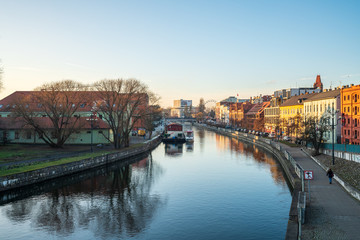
[0,144,106,163]
[0,143,145,177]
[0,151,114,177]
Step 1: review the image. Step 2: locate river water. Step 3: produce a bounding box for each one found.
[0,127,291,240]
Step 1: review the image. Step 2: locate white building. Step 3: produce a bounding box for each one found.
[303,89,341,144]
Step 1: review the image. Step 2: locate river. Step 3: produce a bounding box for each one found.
[0,127,291,240]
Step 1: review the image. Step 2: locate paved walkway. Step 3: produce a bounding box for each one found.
[280,144,360,239]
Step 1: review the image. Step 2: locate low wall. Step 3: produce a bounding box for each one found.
[0,136,162,192]
[320,148,360,163]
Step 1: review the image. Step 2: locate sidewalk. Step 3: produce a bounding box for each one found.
[280,144,360,239]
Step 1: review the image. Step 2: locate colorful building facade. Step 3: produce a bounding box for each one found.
[341,85,360,145]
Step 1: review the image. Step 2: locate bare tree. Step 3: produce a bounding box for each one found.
[302,115,329,155]
[254,117,265,132]
[92,78,155,149]
[198,98,205,114]
[13,80,88,148]
[141,103,162,139]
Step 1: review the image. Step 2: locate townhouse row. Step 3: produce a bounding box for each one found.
[215,76,360,145]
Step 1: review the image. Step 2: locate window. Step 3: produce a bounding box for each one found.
[0,104,2,108]
[38,103,42,108]
[15,131,19,139]
[80,103,86,108]
[98,130,103,133]
[348,107,350,112]
[51,132,56,139]
[344,96,346,101]
[26,131,32,139]
[348,95,350,100]
[344,107,346,112]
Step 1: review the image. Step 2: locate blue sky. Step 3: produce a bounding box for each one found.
[0,0,359,107]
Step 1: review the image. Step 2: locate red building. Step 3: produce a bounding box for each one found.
[341,84,360,145]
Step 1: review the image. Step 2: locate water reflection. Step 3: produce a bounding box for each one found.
[2,154,166,238]
[164,143,183,156]
[215,133,287,184]
[185,142,194,152]
[0,128,291,240]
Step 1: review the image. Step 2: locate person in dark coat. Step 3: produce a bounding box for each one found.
[326,168,334,184]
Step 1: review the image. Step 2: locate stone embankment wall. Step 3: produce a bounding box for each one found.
[0,136,162,192]
[195,124,301,240]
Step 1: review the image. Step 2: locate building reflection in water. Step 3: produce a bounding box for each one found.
[164,143,184,157]
[2,154,166,238]
[215,133,287,184]
[196,128,205,152]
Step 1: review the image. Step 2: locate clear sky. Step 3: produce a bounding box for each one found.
[0,0,359,107]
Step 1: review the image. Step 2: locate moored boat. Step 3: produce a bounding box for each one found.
[162,123,186,143]
[185,130,194,142]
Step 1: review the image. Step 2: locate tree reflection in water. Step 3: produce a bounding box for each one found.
[4,154,166,238]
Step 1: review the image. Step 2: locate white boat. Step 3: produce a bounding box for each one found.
[185,130,194,142]
[162,123,186,143]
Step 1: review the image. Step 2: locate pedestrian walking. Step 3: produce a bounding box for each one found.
[326,168,334,184]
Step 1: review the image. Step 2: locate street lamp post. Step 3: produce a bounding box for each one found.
[329,108,340,165]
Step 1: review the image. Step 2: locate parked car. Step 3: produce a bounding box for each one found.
[138,129,146,136]
[262,132,269,137]
[283,136,291,141]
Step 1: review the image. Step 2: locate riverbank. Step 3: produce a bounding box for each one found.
[0,135,162,192]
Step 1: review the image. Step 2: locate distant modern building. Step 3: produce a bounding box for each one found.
[171,99,193,118]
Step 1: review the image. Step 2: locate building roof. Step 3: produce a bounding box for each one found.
[0,91,148,113]
[303,89,340,102]
[280,93,317,107]
[245,102,270,116]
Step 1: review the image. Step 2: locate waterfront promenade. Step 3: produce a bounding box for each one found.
[280,144,360,239]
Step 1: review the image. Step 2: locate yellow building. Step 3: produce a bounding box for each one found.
[279,94,314,138]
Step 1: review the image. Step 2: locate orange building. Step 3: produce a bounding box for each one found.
[341,85,360,145]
